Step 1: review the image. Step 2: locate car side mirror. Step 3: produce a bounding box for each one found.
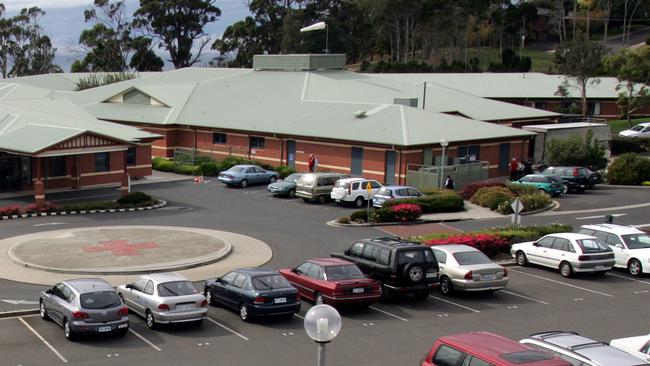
[344,249,350,255]
[45,289,52,295]
[532,242,540,247]
[216,277,223,283]
[291,268,298,274]
[125,283,134,290]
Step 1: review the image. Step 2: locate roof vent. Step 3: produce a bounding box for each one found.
[394,98,418,108]
[354,110,367,118]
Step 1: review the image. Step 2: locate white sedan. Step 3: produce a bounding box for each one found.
[619,122,650,138]
[610,334,650,363]
[511,233,615,277]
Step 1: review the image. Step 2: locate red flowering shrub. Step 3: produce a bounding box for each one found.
[24,202,60,214]
[459,179,506,200]
[390,203,422,222]
[425,233,509,257]
[0,205,21,216]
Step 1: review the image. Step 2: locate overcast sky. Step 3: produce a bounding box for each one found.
[4,0,251,71]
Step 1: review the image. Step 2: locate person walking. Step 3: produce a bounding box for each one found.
[444,175,454,190]
[523,159,533,175]
[308,153,316,173]
[510,158,519,181]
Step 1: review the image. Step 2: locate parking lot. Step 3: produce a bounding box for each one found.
[1,179,649,365]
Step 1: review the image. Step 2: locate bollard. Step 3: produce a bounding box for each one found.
[604,214,613,224]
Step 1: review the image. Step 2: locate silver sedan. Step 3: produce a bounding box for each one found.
[430,245,508,295]
[117,273,207,329]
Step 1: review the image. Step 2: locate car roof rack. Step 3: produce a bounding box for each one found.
[530,331,579,340]
[367,237,419,246]
[569,342,609,351]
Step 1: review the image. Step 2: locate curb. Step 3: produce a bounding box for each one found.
[327,217,470,227]
[496,260,518,267]
[602,184,650,189]
[520,201,559,216]
[0,309,39,319]
[0,200,167,221]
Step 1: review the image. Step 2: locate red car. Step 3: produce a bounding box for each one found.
[422,331,572,366]
[279,258,381,307]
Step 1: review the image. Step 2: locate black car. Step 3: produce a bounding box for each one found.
[332,237,439,300]
[204,268,301,322]
[541,166,595,193]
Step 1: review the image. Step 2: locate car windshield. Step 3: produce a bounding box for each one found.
[334,181,350,188]
[157,281,198,297]
[500,350,553,364]
[226,167,245,174]
[284,174,301,183]
[548,176,562,183]
[252,275,292,290]
[631,125,645,131]
[299,175,315,185]
[622,234,650,249]
[398,249,435,265]
[324,265,365,280]
[576,238,610,253]
[453,251,492,265]
[377,187,392,196]
[80,291,121,309]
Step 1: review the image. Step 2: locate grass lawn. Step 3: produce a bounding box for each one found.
[467,48,556,73]
[608,117,650,133]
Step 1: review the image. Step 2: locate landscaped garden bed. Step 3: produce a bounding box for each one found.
[152,156,296,178]
[461,180,554,214]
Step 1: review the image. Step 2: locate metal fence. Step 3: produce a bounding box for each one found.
[406,161,489,190]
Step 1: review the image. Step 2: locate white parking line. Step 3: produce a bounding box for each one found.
[368,306,408,322]
[500,290,550,305]
[18,317,68,363]
[129,329,161,352]
[429,296,481,313]
[510,269,614,297]
[606,272,650,285]
[207,317,249,341]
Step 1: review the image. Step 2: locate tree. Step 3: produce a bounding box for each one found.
[546,129,608,170]
[130,36,164,71]
[554,35,607,117]
[134,0,221,69]
[605,46,650,126]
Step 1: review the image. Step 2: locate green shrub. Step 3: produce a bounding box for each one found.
[173,164,198,175]
[505,182,538,196]
[497,192,552,214]
[421,188,449,196]
[384,192,464,213]
[337,216,350,224]
[471,186,515,211]
[194,156,213,165]
[369,207,395,223]
[608,153,650,185]
[546,129,608,170]
[459,179,506,199]
[350,210,369,222]
[276,165,296,178]
[61,201,118,211]
[117,192,152,205]
[198,162,220,176]
[643,181,650,186]
[152,157,175,172]
[219,157,249,171]
[252,160,275,171]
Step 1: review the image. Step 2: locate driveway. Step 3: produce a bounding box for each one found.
[554,185,647,212]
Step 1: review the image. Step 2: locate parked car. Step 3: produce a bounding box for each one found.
[279,258,381,307]
[116,273,207,329]
[40,278,129,340]
[430,245,508,295]
[610,333,650,363]
[511,233,615,277]
[421,331,572,366]
[511,174,564,197]
[330,177,383,207]
[578,224,650,276]
[619,122,650,138]
[295,172,348,203]
[267,173,304,198]
[541,166,593,193]
[217,164,279,188]
[331,237,439,300]
[204,268,300,322]
[584,168,602,189]
[373,185,423,208]
[520,331,650,366]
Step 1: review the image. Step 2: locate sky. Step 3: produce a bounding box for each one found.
[3,0,252,71]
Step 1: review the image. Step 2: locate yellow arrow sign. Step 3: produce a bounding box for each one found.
[366,181,372,193]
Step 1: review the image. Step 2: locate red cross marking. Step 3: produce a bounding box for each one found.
[82,240,159,256]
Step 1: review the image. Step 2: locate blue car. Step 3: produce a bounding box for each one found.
[373,185,423,208]
[217,164,280,188]
[267,173,304,198]
[203,268,301,322]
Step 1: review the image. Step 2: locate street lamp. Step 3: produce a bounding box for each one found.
[439,139,449,189]
[304,304,341,366]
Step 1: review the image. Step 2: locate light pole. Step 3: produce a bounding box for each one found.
[439,139,448,189]
[304,304,341,366]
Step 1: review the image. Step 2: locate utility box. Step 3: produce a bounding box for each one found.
[522,122,611,163]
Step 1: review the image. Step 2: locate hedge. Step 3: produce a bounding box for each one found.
[152,157,175,172]
[610,137,650,155]
[0,194,161,216]
[383,192,464,213]
[116,192,152,205]
[608,153,650,185]
[497,191,553,214]
[470,186,515,211]
[459,179,506,199]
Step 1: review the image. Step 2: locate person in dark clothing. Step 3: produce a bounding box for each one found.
[308,153,315,172]
[444,175,454,190]
[523,160,533,175]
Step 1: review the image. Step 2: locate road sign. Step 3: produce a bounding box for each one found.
[366,181,372,193]
[511,198,523,214]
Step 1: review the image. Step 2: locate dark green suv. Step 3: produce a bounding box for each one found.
[332,237,439,300]
[541,166,593,193]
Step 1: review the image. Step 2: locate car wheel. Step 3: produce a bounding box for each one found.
[380,283,394,301]
[317,195,327,204]
[205,289,216,306]
[562,184,569,194]
[354,196,364,208]
[515,251,528,266]
[269,176,277,183]
[628,259,643,277]
[146,310,157,330]
[403,263,424,284]
[440,276,453,295]
[240,179,248,188]
[63,319,75,341]
[288,189,296,198]
[39,300,50,321]
[560,261,573,278]
[314,293,324,305]
[239,304,251,322]
[413,290,430,300]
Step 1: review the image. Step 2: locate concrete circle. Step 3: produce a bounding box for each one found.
[9,227,231,275]
[0,226,273,285]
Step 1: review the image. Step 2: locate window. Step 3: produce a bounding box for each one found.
[232,274,246,288]
[250,136,265,149]
[432,249,447,264]
[53,283,66,299]
[398,249,435,265]
[296,262,312,275]
[95,152,110,172]
[48,156,66,177]
[578,229,595,236]
[143,280,154,295]
[377,249,391,265]
[252,275,292,290]
[213,133,227,144]
[351,182,360,190]
[640,340,650,354]
[457,145,480,164]
[461,356,491,366]
[576,239,609,253]
[432,345,464,366]
[604,234,623,246]
[307,264,324,280]
[370,181,382,189]
[324,265,365,280]
[245,167,254,173]
[622,234,650,249]
[133,278,148,292]
[222,272,238,284]
[362,244,378,260]
[350,243,364,256]
[453,251,492,265]
[407,188,422,196]
[80,291,121,309]
[157,281,198,296]
[126,147,136,166]
[60,285,74,303]
[537,236,556,248]
[254,167,266,173]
